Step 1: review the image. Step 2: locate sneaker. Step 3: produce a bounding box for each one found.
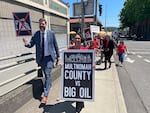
[41,96,48,104]
[120,63,123,67]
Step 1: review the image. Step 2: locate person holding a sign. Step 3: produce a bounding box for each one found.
[67,33,87,113]
[22,18,60,104]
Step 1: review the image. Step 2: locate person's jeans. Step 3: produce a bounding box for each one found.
[118,53,125,63]
[41,56,54,97]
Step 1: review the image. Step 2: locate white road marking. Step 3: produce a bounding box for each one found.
[134,52,150,55]
[129,48,150,50]
[144,59,150,63]
[125,57,135,63]
[132,52,136,55]
[137,55,142,58]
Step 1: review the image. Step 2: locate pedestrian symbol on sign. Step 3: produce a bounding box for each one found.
[13,12,32,36]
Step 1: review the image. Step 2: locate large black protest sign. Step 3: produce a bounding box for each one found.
[61,50,95,102]
[13,12,32,36]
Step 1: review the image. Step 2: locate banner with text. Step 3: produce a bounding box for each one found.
[61,50,95,102]
[90,25,100,40]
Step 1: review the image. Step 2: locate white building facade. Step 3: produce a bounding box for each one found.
[0,0,69,59]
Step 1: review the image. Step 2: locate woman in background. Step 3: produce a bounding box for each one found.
[67,33,87,113]
[116,40,128,66]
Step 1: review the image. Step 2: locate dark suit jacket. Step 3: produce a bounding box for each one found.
[25,30,60,65]
[103,39,114,56]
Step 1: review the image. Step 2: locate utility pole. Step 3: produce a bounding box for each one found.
[105,3,107,32]
[81,0,85,40]
[95,0,98,25]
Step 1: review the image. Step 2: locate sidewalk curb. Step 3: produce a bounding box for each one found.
[112,56,128,113]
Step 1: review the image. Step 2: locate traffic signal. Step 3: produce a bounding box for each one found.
[99,4,102,16]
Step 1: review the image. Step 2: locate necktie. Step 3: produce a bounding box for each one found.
[41,33,44,59]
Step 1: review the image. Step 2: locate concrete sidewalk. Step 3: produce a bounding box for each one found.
[15,57,127,113]
[81,57,127,113]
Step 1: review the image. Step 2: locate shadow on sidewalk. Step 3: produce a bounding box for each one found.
[95,61,115,71]
[41,101,76,113]
[26,78,44,101]
[95,68,106,71]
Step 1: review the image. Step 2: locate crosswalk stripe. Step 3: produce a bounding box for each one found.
[125,57,135,63]
[144,59,150,63]
[137,55,142,58]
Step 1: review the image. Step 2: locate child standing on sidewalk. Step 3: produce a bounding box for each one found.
[116,40,128,66]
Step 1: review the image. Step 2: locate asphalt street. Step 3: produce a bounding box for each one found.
[115,40,150,113]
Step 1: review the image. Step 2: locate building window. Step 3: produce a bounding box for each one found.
[49,0,67,15]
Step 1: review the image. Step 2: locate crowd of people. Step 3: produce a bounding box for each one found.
[69,32,128,69]
[23,17,127,113]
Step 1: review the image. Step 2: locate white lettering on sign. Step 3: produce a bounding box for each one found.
[65,54,92,63]
[65,64,73,69]
[64,87,76,97]
[75,81,80,86]
[79,87,91,98]
[64,70,91,80]
[73,64,91,70]
[76,70,91,80]
[65,63,91,70]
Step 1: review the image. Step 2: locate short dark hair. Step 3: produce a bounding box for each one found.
[39,18,47,23]
[75,33,82,38]
[120,40,124,44]
[74,33,85,43]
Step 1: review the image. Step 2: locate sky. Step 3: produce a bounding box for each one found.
[63,0,125,27]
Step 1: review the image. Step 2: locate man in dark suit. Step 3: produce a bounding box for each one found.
[103,35,114,69]
[23,18,60,104]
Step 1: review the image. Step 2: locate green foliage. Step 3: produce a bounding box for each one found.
[119,0,150,28]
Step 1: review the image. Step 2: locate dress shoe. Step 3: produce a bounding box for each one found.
[41,96,48,104]
[76,102,84,113]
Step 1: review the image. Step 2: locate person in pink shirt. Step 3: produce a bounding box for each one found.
[116,40,128,66]
[93,36,99,57]
[93,37,98,49]
[67,33,87,113]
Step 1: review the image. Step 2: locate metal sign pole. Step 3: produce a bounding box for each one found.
[95,0,98,25]
[81,0,84,39]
